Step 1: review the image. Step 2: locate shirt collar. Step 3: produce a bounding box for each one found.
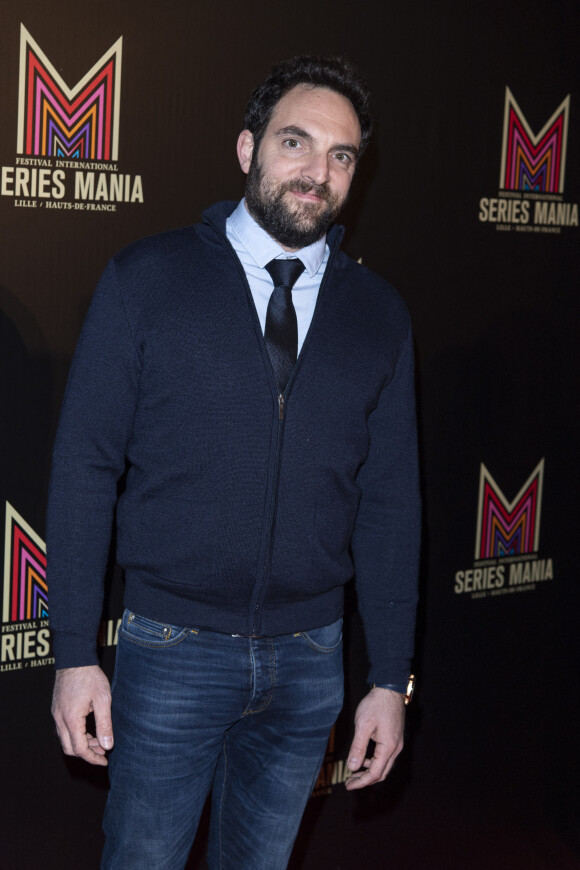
[227,198,327,278]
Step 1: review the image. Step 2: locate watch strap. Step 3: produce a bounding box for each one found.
[370,674,415,705]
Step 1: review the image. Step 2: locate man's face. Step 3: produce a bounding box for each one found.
[238,84,361,251]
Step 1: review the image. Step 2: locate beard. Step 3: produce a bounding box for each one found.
[244,157,347,250]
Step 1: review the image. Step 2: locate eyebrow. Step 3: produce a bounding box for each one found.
[274,125,359,159]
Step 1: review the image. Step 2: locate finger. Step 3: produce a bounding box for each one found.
[91,673,114,752]
[58,722,109,765]
[347,726,373,772]
[345,753,391,790]
[87,733,107,755]
[67,716,109,766]
[54,710,87,760]
[346,736,392,788]
[346,735,403,790]
[53,715,74,757]
[93,691,114,752]
[60,703,109,765]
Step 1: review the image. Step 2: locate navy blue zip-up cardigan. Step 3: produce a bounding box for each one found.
[47,201,421,684]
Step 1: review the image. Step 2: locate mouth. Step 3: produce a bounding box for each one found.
[291,189,323,203]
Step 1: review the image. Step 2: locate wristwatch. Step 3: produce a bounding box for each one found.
[370,674,415,705]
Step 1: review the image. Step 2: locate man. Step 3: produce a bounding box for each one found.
[48,56,420,869]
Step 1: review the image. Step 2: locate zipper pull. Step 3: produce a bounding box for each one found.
[278,393,285,420]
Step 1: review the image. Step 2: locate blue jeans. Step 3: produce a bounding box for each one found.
[101,609,344,870]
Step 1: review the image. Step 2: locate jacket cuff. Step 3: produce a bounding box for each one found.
[367,656,411,687]
[51,631,100,670]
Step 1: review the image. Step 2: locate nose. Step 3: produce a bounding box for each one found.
[301,151,330,186]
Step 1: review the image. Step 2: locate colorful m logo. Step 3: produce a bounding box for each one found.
[17,24,122,161]
[2,502,47,623]
[499,87,569,193]
[474,460,544,560]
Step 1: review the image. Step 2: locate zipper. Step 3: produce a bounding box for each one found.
[252,396,286,633]
[213,240,289,635]
[202,208,345,635]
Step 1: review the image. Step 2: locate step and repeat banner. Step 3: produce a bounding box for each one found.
[1,2,578,868]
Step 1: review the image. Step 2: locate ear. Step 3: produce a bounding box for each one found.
[237,130,254,175]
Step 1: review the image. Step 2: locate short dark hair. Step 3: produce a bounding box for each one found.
[243,55,373,157]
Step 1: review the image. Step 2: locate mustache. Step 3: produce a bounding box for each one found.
[281,178,331,202]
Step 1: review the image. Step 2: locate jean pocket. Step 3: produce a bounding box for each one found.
[299,617,343,653]
[120,609,193,648]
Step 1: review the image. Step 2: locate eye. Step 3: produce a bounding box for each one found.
[283,138,301,149]
[334,151,353,165]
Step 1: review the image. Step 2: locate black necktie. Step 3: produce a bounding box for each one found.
[264,258,305,393]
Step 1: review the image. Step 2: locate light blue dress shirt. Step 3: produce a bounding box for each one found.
[226,199,329,354]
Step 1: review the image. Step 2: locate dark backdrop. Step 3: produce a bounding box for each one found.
[1,2,578,868]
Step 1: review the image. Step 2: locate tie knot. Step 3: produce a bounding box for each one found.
[265,258,305,291]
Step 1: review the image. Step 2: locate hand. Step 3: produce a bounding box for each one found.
[51,665,113,766]
[345,687,405,790]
